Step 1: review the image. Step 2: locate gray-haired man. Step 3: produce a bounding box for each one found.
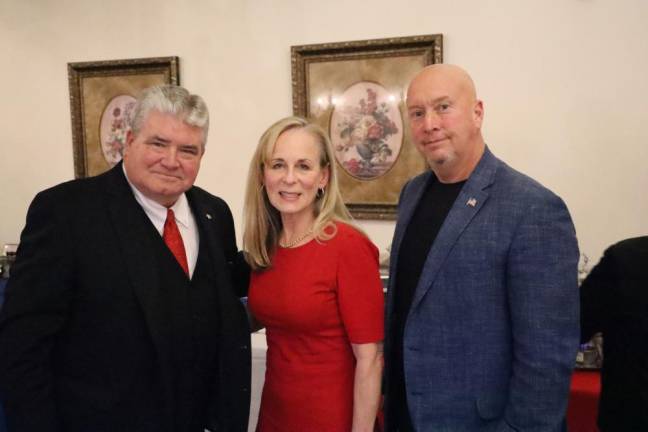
[0,85,251,432]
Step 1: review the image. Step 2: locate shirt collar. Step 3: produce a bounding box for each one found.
[122,164,191,229]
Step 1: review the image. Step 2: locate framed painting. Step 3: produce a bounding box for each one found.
[68,56,180,178]
[292,34,442,219]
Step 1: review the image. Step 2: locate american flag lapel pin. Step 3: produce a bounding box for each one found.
[466,198,477,207]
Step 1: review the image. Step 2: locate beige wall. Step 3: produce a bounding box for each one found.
[1,0,647,266]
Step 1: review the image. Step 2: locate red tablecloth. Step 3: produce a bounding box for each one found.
[567,370,601,432]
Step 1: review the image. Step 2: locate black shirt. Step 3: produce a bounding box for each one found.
[388,176,466,431]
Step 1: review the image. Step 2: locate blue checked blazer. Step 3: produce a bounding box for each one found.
[385,147,580,431]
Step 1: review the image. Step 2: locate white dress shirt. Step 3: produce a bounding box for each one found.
[123,165,199,278]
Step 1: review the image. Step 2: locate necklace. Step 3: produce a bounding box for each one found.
[279,227,314,248]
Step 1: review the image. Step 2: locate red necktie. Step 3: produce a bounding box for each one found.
[163,208,189,276]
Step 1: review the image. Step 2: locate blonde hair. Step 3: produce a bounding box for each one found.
[243,116,353,270]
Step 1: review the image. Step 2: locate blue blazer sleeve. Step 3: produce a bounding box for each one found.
[501,192,579,431]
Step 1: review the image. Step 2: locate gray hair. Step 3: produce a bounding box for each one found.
[130,84,209,145]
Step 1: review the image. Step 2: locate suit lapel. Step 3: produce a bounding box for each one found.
[100,164,175,417]
[186,189,228,276]
[387,172,432,317]
[103,165,164,338]
[409,148,499,312]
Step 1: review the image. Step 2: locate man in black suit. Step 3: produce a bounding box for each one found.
[0,85,251,432]
[580,236,648,431]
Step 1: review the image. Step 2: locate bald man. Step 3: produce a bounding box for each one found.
[384,65,579,431]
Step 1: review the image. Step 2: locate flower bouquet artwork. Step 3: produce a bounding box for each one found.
[330,82,403,180]
[99,95,136,166]
[68,56,179,178]
[291,34,442,218]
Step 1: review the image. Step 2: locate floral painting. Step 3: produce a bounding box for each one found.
[330,81,403,180]
[99,95,136,166]
[68,57,179,178]
[291,35,442,218]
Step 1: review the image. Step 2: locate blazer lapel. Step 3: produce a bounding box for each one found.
[387,172,432,317]
[185,189,229,275]
[100,164,175,417]
[409,147,499,312]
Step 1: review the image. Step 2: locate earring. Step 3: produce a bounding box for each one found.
[317,186,325,199]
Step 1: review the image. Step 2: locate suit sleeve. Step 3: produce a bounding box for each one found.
[0,191,74,432]
[500,193,580,431]
[579,248,616,342]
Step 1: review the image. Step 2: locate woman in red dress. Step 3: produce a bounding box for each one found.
[243,117,384,432]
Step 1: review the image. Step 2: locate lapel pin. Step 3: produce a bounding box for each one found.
[206,213,212,220]
[466,198,477,207]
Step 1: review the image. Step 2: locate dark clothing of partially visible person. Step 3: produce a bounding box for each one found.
[0,163,251,432]
[580,236,648,431]
[388,176,465,431]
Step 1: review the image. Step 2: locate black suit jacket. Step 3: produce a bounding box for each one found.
[580,236,648,431]
[0,164,251,432]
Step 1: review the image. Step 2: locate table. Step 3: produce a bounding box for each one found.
[567,370,601,432]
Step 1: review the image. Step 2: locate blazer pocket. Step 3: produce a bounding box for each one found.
[476,394,506,420]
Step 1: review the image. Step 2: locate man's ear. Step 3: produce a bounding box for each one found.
[473,100,484,128]
[125,130,134,146]
[123,130,135,157]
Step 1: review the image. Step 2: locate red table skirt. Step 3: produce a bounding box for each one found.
[567,370,601,432]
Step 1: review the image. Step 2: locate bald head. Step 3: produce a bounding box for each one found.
[406,64,485,182]
[407,64,478,106]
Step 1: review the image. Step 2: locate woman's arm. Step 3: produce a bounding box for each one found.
[351,341,383,432]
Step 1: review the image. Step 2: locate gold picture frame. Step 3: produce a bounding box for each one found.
[68,56,180,178]
[292,34,442,219]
